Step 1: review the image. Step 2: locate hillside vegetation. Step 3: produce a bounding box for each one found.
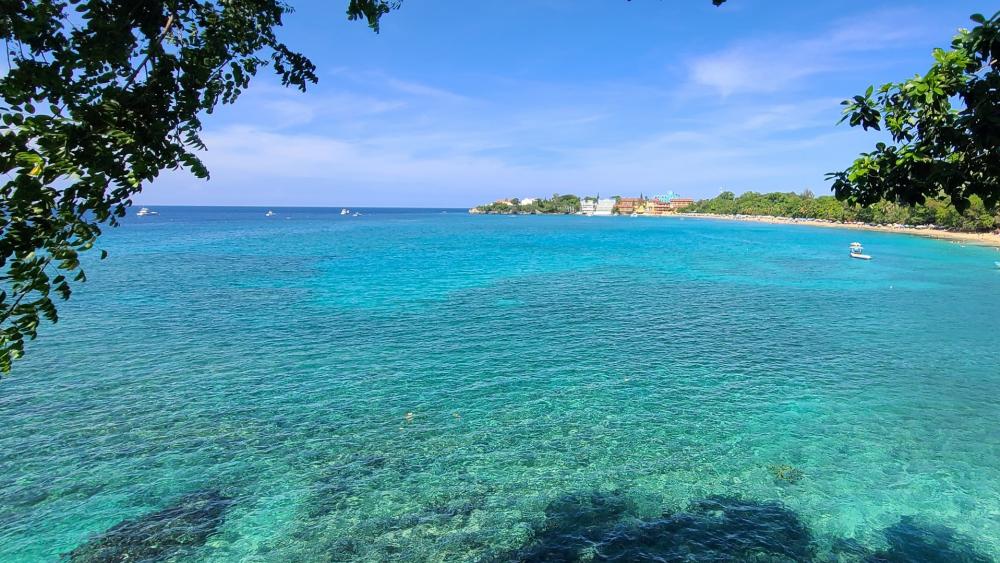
[684,191,999,232]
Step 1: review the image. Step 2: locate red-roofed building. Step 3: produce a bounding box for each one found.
[616,198,643,215]
[646,199,672,215]
[668,198,694,210]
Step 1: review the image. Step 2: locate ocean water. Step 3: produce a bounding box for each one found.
[1,207,999,562]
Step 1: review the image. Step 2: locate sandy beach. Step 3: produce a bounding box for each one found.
[676,212,1000,249]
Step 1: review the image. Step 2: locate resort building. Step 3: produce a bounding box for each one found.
[648,192,696,212]
[520,197,538,205]
[580,198,598,215]
[616,197,644,215]
[645,199,672,215]
[594,199,616,216]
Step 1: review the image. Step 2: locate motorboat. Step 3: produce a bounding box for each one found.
[265,210,276,217]
[849,242,872,260]
[136,207,158,216]
[352,212,361,217]
[340,208,350,215]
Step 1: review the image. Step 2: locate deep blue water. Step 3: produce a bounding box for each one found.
[2,207,998,562]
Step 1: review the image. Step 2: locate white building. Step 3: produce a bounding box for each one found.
[580,198,598,215]
[520,197,538,205]
[594,199,616,216]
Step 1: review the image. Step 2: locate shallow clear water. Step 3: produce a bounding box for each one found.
[2,208,998,562]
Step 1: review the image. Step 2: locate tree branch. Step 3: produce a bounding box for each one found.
[125,12,176,88]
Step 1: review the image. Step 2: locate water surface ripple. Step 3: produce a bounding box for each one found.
[1,208,998,561]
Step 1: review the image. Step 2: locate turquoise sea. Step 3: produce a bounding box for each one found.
[2,207,999,562]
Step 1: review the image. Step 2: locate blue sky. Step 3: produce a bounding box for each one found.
[141,0,997,207]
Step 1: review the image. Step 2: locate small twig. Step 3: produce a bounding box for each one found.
[125,12,176,88]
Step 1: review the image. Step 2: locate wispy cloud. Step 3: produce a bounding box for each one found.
[383,77,470,103]
[689,9,929,96]
[329,67,472,104]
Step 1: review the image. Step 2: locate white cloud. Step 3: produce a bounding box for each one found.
[691,46,822,96]
[223,83,408,130]
[328,68,472,104]
[689,9,928,96]
[383,77,470,103]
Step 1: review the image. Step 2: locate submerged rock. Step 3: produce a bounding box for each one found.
[302,454,391,520]
[504,491,994,563]
[68,489,234,562]
[867,516,992,563]
[512,494,814,562]
[768,464,805,485]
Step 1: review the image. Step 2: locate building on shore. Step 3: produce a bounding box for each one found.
[648,192,695,212]
[616,197,644,215]
[594,199,616,216]
[645,199,672,215]
[668,198,694,210]
[469,192,693,215]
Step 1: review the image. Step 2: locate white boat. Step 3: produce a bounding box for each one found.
[352,212,361,217]
[265,210,275,217]
[849,242,872,260]
[630,212,638,217]
[340,208,350,215]
[136,207,158,216]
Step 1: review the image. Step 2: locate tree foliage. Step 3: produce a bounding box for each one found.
[829,11,1000,212]
[684,190,998,231]
[0,1,401,373]
[473,194,581,215]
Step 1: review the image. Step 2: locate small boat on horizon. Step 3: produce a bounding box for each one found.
[340,208,350,215]
[265,210,276,217]
[850,242,872,260]
[136,207,158,216]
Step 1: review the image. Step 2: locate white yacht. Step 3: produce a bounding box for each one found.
[136,207,158,216]
[352,212,361,217]
[265,210,276,217]
[340,208,350,215]
[849,242,872,260]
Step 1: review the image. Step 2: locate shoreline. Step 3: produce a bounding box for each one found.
[673,212,1000,249]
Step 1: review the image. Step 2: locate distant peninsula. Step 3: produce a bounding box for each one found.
[471,190,998,231]
[468,193,694,215]
[470,189,1000,246]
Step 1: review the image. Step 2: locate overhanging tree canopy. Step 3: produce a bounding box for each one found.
[0,0,395,372]
[829,11,1000,212]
